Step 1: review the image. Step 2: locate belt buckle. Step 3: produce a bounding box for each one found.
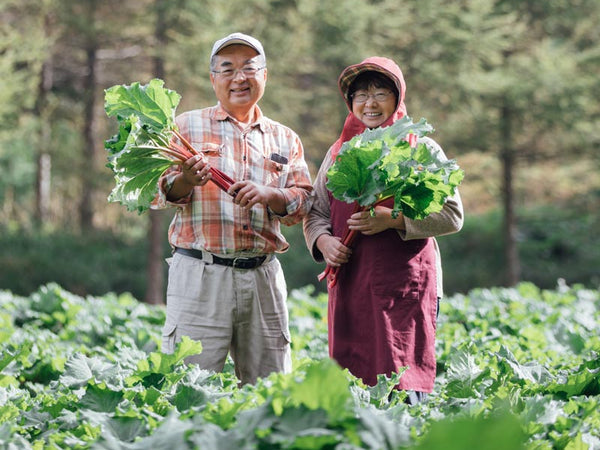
[232,256,251,269]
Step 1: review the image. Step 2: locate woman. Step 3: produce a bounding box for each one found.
[303,57,464,404]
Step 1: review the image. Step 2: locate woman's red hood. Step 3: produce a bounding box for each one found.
[331,57,407,159]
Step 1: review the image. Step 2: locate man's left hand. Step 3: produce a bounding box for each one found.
[228,180,285,211]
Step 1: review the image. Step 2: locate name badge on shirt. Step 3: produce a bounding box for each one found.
[270,153,288,165]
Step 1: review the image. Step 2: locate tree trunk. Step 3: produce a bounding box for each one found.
[500,100,520,286]
[34,14,53,225]
[35,60,53,225]
[143,0,169,305]
[80,44,97,230]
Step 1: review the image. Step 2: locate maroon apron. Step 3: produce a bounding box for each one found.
[328,196,438,392]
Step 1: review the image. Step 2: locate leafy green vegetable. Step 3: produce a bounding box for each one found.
[104,79,192,214]
[105,78,181,132]
[105,79,236,214]
[2,282,599,449]
[326,116,464,220]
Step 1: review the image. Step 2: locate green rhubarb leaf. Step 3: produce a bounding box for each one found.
[126,336,203,387]
[413,409,527,450]
[59,353,116,388]
[326,139,387,206]
[79,381,124,413]
[289,359,353,421]
[104,79,186,213]
[445,346,490,398]
[545,357,600,397]
[104,78,180,132]
[326,116,463,220]
[107,149,174,214]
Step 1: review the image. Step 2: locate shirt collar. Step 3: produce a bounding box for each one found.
[213,103,268,132]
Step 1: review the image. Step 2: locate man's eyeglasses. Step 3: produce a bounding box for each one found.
[351,91,393,104]
[211,66,265,80]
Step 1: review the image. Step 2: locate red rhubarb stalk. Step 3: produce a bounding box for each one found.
[172,129,236,194]
[317,202,363,289]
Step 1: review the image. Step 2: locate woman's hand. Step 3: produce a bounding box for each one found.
[316,234,352,267]
[347,205,405,235]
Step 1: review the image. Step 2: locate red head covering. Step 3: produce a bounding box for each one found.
[331,57,407,159]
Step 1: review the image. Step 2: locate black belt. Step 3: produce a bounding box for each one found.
[175,247,268,269]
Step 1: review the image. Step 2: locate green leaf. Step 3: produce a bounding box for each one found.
[59,353,116,388]
[413,410,527,450]
[171,384,209,413]
[203,397,247,430]
[104,78,180,132]
[289,359,353,421]
[445,346,490,398]
[495,345,553,387]
[545,357,600,397]
[365,370,406,408]
[355,408,412,449]
[127,336,203,387]
[79,381,124,413]
[326,140,387,206]
[265,406,335,447]
[326,116,463,220]
[105,412,192,450]
[107,150,174,213]
[103,79,186,213]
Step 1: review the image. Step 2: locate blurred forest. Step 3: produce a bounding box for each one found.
[1,0,599,303]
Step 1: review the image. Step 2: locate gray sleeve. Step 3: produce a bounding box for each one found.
[401,137,464,240]
[302,149,335,262]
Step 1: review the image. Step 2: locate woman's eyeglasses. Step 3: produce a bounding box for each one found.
[351,91,393,104]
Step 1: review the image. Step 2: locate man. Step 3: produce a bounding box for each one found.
[152,32,313,385]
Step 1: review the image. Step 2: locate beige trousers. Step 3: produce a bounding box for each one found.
[161,252,291,385]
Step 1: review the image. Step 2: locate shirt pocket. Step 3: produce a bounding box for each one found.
[193,143,235,180]
[263,157,289,188]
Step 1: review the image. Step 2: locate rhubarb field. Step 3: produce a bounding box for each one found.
[1,281,599,449]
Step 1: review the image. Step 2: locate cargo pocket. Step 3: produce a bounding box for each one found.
[161,322,177,354]
[282,328,292,345]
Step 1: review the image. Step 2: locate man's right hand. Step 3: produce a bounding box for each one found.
[167,155,212,201]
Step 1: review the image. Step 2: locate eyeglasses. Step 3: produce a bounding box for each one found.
[351,91,393,104]
[211,66,265,80]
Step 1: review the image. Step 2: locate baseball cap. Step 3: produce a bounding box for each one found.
[210,32,266,61]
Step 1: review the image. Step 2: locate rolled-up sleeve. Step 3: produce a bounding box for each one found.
[302,149,335,262]
[150,167,192,210]
[276,135,314,226]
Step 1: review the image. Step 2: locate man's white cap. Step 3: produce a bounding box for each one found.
[210,32,266,61]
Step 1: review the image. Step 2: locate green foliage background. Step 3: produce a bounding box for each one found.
[0,202,598,298]
[1,0,599,297]
[1,282,598,448]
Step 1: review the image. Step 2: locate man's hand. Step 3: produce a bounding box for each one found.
[181,155,212,187]
[228,181,286,214]
[167,155,211,201]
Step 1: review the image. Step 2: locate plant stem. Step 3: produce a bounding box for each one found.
[171,129,236,194]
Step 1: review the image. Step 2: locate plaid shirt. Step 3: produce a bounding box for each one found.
[152,104,313,256]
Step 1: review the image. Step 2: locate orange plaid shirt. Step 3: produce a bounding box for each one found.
[152,104,313,256]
